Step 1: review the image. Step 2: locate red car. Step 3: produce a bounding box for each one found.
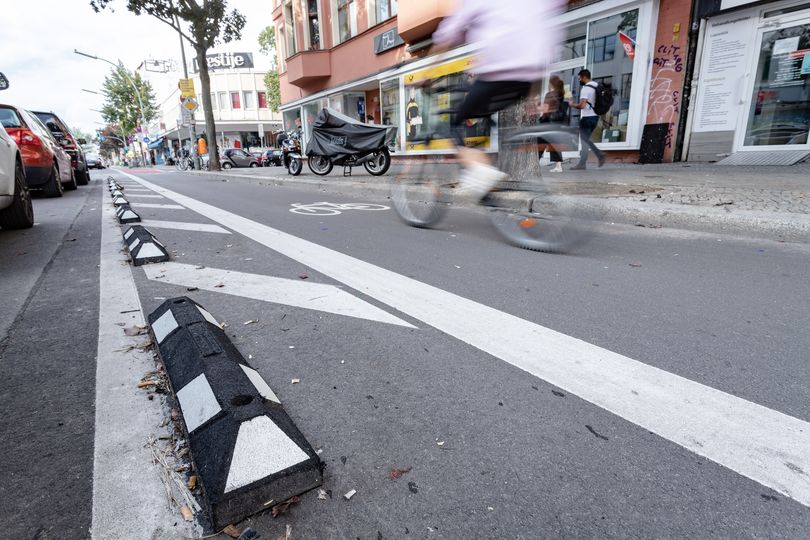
[0,104,75,197]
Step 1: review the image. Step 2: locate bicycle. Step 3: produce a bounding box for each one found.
[390,78,601,253]
[175,153,193,172]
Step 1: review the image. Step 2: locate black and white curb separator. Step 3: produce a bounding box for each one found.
[111,189,124,199]
[113,195,129,207]
[122,225,170,265]
[148,298,323,530]
[115,204,141,224]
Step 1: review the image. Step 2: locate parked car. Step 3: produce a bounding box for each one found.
[32,110,90,185]
[221,148,261,169]
[0,123,34,229]
[261,148,283,167]
[85,153,104,169]
[0,105,75,196]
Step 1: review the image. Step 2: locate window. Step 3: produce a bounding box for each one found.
[231,92,241,109]
[210,93,217,110]
[554,22,587,63]
[375,0,397,24]
[258,92,268,109]
[306,0,321,50]
[243,91,256,109]
[218,92,228,110]
[337,0,357,43]
[284,1,297,57]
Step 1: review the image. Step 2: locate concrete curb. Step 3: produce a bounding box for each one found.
[122,225,170,265]
[148,297,323,531]
[185,170,809,244]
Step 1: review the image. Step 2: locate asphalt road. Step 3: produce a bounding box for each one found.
[1,168,808,538]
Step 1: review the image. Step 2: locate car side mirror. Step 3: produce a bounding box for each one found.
[0,73,8,91]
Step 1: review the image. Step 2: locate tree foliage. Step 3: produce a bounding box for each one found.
[258,26,281,112]
[100,68,158,135]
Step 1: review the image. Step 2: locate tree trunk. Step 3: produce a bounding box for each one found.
[496,100,542,188]
[196,47,220,171]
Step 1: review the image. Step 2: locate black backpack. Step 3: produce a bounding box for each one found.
[588,81,614,116]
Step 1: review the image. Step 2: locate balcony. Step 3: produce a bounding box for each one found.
[397,0,456,44]
[286,50,331,87]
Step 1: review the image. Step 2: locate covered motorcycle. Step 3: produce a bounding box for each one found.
[305,108,397,176]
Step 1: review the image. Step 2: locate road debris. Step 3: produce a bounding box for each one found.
[389,466,412,480]
[298,274,309,280]
[123,325,148,336]
[317,489,329,500]
[243,320,258,325]
[187,475,197,490]
[222,524,242,538]
[344,489,357,500]
[291,378,301,384]
[180,505,193,521]
[214,283,225,288]
[629,262,643,268]
[271,495,300,517]
[186,287,198,292]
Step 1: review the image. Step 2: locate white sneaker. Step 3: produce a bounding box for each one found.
[456,163,509,200]
[550,163,563,173]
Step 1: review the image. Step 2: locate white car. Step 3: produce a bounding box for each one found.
[0,123,34,229]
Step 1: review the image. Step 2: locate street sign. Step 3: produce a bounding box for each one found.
[143,136,151,143]
[179,78,195,98]
[182,98,199,112]
[180,107,194,125]
[258,123,264,138]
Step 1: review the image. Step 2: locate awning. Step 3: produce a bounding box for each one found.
[147,138,164,149]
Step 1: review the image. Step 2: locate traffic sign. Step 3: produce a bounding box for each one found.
[179,78,195,98]
[143,136,151,143]
[182,97,199,112]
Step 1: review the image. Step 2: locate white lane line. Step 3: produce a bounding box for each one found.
[119,170,810,507]
[139,219,231,234]
[92,198,196,537]
[120,188,153,192]
[124,194,165,199]
[142,262,414,328]
[133,203,186,210]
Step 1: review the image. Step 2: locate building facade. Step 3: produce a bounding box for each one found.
[143,50,282,163]
[274,0,695,163]
[684,0,810,163]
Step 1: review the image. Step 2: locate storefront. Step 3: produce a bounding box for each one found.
[686,0,810,162]
[280,0,679,159]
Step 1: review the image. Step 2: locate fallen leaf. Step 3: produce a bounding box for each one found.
[389,466,412,480]
[137,380,156,388]
[271,495,300,517]
[187,475,197,490]
[222,524,241,538]
[180,505,193,521]
[171,408,179,421]
[629,262,643,268]
[344,489,356,500]
[214,283,225,288]
[298,274,309,280]
[317,489,328,500]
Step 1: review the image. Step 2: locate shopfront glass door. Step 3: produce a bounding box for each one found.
[742,19,810,149]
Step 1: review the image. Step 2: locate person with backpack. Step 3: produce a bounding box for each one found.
[569,69,606,170]
[538,75,567,172]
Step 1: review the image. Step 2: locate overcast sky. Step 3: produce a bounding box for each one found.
[0,0,273,136]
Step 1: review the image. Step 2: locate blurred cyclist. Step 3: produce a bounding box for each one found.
[433,0,563,199]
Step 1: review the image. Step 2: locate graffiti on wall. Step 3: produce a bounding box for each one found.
[648,44,685,148]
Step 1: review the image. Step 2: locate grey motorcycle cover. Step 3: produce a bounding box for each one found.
[305,108,397,160]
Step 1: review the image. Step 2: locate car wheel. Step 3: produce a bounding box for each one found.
[65,168,78,191]
[250,162,259,168]
[222,162,233,169]
[0,158,34,229]
[76,168,89,186]
[43,163,64,198]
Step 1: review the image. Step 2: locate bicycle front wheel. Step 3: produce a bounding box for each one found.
[390,156,454,228]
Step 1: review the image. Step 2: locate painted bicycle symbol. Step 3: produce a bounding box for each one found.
[289,202,391,216]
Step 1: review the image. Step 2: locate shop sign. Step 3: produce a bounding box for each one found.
[192,52,254,72]
[178,78,195,98]
[374,28,405,55]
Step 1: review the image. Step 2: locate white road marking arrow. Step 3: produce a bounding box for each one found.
[142,262,415,328]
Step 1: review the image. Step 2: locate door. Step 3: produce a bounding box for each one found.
[740,17,810,150]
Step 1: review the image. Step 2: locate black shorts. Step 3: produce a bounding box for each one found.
[452,80,532,145]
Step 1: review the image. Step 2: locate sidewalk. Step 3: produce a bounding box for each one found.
[177,161,810,243]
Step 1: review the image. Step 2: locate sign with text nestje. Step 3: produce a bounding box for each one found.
[192,52,254,73]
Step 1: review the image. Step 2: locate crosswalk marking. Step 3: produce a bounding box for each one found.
[141,262,415,327]
[138,219,231,234]
[119,170,810,508]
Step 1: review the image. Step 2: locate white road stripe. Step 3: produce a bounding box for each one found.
[92,198,196,537]
[124,194,165,199]
[142,262,414,328]
[139,219,231,234]
[120,170,810,507]
[133,203,186,210]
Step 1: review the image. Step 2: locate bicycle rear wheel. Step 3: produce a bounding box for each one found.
[488,200,588,253]
[390,156,455,228]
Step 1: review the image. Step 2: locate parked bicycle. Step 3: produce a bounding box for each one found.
[175,150,193,172]
[391,78,601,252]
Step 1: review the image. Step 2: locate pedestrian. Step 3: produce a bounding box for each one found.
[538,75,567,173]
[569,69,605,170]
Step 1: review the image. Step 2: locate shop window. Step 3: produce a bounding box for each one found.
[284,1,297,56]
[306,0,321,50]
[258,92,268,109]
[337,0,357,44]
[218,92,228,110]
[554,22,587,63]
[243,91,256,109]
[282,108,302,134]
[231,92,241,109]
[380,78,401,150]
[375,0,398,24]
[210,93,217,110]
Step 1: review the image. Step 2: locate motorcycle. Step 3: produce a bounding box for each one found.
[305,108,397,177]
[280,129,303,176]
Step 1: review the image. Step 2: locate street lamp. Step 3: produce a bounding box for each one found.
[75,49,150,167]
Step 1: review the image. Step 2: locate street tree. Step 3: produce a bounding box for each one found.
[257,25,281,112]
[100,67,158,136]
[90,0,246,171]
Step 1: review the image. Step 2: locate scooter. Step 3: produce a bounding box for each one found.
[280,130,303,176]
